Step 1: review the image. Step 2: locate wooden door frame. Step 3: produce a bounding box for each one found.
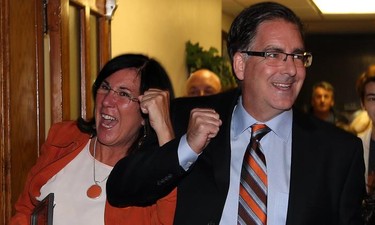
[1,0,45,222]
[48,0,110,123]
[0,0,11,222]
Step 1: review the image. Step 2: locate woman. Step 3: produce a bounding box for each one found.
[10,54,176,225]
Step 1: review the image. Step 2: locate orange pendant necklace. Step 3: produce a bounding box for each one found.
[87,138,109,199]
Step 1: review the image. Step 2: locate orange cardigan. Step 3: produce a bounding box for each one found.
[10,121,176,225]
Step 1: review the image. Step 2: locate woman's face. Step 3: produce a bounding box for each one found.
[95,68,143,149]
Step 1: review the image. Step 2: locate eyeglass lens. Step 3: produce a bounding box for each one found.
[97,83,139,103]
[266,52,312,67]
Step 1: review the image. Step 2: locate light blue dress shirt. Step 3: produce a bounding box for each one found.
[178,96,292,225]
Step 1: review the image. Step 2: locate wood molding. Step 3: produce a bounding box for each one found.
[1,0,11,222]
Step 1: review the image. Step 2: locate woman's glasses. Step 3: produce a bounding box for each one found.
[96,82,139,104]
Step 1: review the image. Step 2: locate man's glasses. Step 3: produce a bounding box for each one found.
[241,51,313,68]
[96,82,139,104]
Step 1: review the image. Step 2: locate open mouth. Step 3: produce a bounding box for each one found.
[100,113,117,128]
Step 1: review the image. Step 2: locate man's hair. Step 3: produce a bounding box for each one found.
[356,64,375,103]
[227,2,304,63]
[312,81,335,97]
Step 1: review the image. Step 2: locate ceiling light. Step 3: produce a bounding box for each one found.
[312,0,375,14]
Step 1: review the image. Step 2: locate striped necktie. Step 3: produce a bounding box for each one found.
[238,124,271,225]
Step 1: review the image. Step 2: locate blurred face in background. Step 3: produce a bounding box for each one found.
[363,82,375,125]
[311,87,334,114]
[186,69,222,97]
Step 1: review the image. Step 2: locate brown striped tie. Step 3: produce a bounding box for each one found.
[238,124,270,225]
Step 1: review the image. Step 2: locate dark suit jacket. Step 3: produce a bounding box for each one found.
[107,88,366,225]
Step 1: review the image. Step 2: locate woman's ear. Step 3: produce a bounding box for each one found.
[233,52,245,81]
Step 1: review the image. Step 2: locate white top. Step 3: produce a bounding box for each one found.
[358,125,372,191]
[38,140,113,225]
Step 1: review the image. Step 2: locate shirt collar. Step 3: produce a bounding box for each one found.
[232,96,293,142]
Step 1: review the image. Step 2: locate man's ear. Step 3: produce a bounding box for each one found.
[233,52,245,81]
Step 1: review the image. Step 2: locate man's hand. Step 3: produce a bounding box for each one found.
[139,88,174,146]
[186,108,222,154]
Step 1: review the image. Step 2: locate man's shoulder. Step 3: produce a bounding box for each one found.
[293,109,359,141]
[293,110,363,162]
[172,88,240,109]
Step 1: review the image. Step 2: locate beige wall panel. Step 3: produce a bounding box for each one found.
[112,0,222,97]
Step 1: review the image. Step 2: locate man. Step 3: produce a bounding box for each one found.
[186,69,222,97]
[354,65,375,224]
[310,81,349,130]
[354,65,375,194]
[107,2,365,225]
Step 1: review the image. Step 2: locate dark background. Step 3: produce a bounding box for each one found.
[295,33,375,119]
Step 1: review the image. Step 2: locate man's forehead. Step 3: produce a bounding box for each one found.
[251,20,304,51]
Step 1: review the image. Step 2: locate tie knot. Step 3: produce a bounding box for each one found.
[251,124,270,141]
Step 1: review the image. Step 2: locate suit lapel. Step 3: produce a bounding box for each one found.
[207,89,241,194]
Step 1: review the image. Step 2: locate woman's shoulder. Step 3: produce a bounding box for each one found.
[46,121,89,147]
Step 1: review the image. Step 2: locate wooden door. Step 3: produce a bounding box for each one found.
[0,0,45,223]
[0,0,111,223]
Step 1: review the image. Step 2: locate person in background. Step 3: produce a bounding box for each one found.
[186,68,222,96]
[353,64,375,193]
[10,54,176,225]
[310,81,350,130]
[107,2,365,225]
[353,64,375,225]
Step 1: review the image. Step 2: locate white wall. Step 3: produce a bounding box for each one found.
[111,0,222,97]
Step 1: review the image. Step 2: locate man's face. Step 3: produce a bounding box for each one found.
[363,82,375,124]
[311,87,334,114]
[186,72,221,97]
[233,19,306,121]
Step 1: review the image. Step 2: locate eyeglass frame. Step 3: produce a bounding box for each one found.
[240,50,313,68]
[96,81,140,103]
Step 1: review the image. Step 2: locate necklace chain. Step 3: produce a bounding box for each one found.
[93,138,109,184]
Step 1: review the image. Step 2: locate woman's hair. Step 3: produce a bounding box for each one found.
[77,53,174,153]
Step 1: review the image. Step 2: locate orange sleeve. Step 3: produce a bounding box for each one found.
[151,188,177,225]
